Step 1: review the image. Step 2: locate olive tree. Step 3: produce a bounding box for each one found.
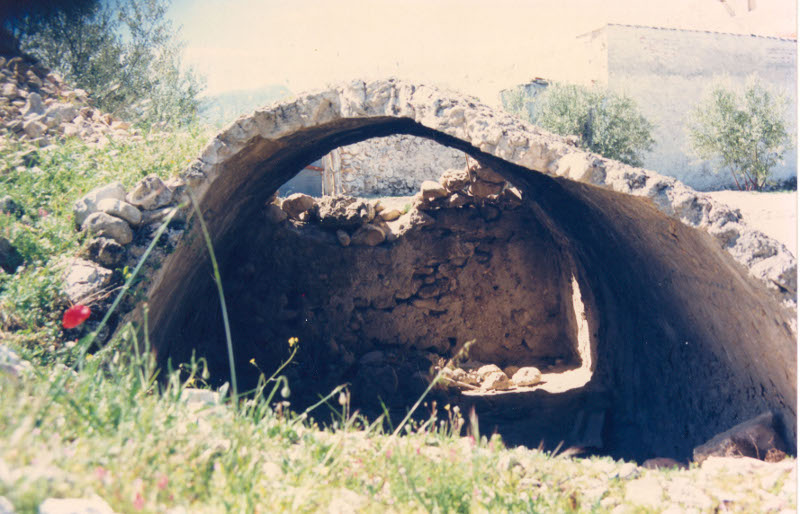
[503,82,655,167]
[687,76,792,191]
[7,0,203,126]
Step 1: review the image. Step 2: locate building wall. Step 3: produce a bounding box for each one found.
[601,25,797,190]
[322,134,467,197]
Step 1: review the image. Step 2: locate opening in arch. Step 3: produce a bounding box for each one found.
[145,95,795,464]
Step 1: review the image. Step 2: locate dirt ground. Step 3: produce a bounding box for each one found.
[706,190,797,254]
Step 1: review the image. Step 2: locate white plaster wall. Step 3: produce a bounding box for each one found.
[604,25,797,190]
[322,135,467,196]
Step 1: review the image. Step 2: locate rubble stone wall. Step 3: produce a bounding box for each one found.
[322,134,467,196]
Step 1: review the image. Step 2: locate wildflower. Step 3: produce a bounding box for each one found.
[157,474,169,490]
[94,466,108,481]
[62,304,91,329]
[288,337,299,348]
[133,492,145,510]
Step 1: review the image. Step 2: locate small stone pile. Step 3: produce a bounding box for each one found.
[269,162,522,248]
[436,362,543,392]
[63,175,187,304]
[415,162,523,215]
[0,56,136,148]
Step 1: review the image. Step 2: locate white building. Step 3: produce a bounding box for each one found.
[577,24,796,190]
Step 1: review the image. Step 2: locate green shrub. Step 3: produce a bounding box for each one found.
[503,82,655,167]
[687,75,793,191]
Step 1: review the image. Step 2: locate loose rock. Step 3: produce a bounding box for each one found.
[420,180,448,201]
[351,224,385,246]
[61,257,113,303]
[81,212,134,245]
[86,237,126,267]
[336,229,351,247]
[74,182,126,226]
[481,370,511,391]
[127,175,173,210]
[281,193,316,220]
[469,180,504,199]
[511,366,543,387]
[473,166,505,184]
[379,208,402,221]
[96,198,142,226]
[476,364,503,379]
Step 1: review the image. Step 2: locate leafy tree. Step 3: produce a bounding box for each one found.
[687,76,792,191]
[0,0,99,56]
[6,0,204,125]
[503,82,655,167]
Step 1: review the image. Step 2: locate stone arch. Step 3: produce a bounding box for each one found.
[142,79,796,461]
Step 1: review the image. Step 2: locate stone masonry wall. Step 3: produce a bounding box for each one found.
[322,134,467,196]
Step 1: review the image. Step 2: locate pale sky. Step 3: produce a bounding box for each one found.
[169,0,797,103]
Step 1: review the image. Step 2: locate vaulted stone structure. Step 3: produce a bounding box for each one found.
[140,79,796,461]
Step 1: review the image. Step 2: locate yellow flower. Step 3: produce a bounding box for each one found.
[288,337,299,348]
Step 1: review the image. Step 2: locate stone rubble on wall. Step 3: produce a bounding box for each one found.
[186,78,794,308]
[270,161,525,250]
[0,56,137,148]
[322,134,466,197]
[61,175,188,311]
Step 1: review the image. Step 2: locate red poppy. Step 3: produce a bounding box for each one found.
[62,304,91,329]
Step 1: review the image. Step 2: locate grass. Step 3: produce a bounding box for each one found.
[0,340,619,513]
[0,127,796,513]
[0,125,210,353]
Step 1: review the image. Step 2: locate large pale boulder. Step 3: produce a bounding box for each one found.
[61,257,113,303]
[281,193,316,220]
[74,182,126,226]
[81,212,134,245]
[511,367,543,387]
[96,198,142,226]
